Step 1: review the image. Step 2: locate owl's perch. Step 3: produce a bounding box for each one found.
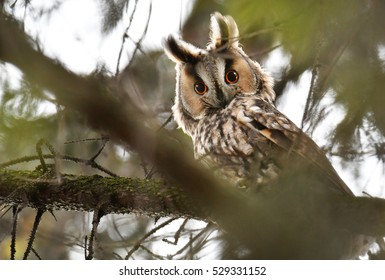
[1,168,385,237]
[1,168,385,259]
[0,169,202,218]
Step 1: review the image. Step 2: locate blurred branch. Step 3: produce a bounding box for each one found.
[101,0,131,34]
[301,38,322,131]
[301,14,367,134]
[249,43,281,60]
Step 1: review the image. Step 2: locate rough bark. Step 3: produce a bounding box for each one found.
[0,169,202,218]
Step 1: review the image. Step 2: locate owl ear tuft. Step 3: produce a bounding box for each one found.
[164,36,203,64]
[209,12,239,50]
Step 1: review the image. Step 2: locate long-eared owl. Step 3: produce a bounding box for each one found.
[164,12,353,196]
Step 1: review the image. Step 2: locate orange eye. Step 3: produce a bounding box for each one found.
[194,81,208,95]
[225,70,239,84]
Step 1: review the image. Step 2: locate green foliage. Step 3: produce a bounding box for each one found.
[0,72,57,161]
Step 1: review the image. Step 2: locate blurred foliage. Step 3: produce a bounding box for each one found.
[100,0,131,33]
[0,72,57,161]
[1,0,385,259]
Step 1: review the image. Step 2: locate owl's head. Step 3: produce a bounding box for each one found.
[165,12,275,136]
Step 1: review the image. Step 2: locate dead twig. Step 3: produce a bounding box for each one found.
[162,218,189,245]
[85,207,104,260]
[23,208,45,260]
[125,1,152,70]
[10,205,22,260]
[115,0,139,76]
[125,217,177,259]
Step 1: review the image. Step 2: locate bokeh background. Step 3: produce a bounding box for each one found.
[1,0,384,259]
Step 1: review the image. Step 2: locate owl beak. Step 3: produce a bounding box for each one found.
[216,90,235,108]
[223,90,236,104]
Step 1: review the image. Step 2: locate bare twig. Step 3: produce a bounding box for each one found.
[10,205,22,260]
[0,153,118,177]
[85,207,104,260]
[65,137,115,176]
[36,138,56,173]
[239,26,284,41]
[90,138,109,161]
[110,216,127,244]
[157,113,173,131]
[10,0,18,9]
[144,166,156,179]
[162,218,189,245]
[300,34,323,131]
[31,247,42,260]
[64,137,109,144]
[168,222,213,259]
[141,113,174,179]
[249,44,282,59]
[113,251,123,260]
[115,0,139,76]
[139,244,165,259]
[124,217,177,259]
[84,235,88,259]
[23,208,45,260]
[125,1,152,70]
[301,17,367,133]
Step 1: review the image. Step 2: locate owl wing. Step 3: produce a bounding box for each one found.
[239,98,354,196]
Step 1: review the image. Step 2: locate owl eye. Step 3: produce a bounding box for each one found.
[194,81,208,95]
[225,70,239,84]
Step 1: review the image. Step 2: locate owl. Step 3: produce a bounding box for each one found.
[164,12,354,197]
[164,12,381,259]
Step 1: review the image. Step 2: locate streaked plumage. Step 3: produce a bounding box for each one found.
[165,12,353,196]
[163,12,380,260]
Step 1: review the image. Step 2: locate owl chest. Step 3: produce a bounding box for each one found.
[190,112,280,185]
[193,114,254,159]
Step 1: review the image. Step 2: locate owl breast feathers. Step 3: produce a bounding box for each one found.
[164,12,353,196]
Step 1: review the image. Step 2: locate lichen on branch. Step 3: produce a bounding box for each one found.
[0,169,203,219]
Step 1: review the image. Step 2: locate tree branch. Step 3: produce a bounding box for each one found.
[0,169,202,219]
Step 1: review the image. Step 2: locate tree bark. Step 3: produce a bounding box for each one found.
[0,169,202,218]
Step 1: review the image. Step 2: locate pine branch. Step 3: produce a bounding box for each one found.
[0,169,202,219]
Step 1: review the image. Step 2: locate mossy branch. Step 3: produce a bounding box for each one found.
[0,169,203,219]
